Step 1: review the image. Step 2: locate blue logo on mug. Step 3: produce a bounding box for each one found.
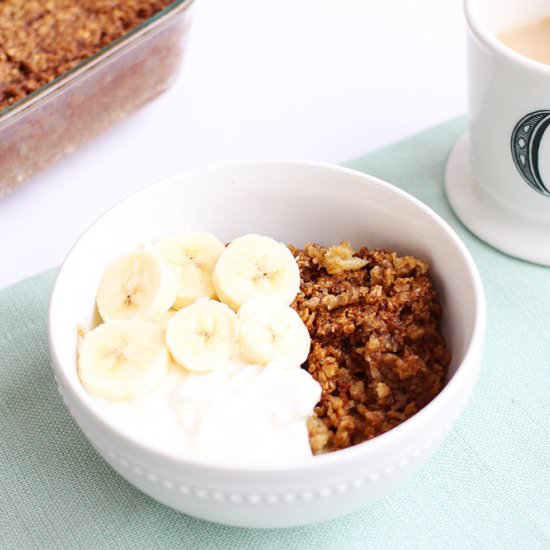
[511,110,550,197]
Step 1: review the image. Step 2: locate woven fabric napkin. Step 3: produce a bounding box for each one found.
[1,118,548,549]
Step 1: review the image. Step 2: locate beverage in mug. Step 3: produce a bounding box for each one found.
[498,17,550,66]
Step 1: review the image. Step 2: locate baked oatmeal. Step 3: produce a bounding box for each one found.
[0,0,175,110]
[290,242,450,454]
[0,0,191,198]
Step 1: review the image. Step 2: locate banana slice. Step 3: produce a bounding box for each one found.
[166,298,238,373]
[96,250,177,322]
[155,232,225,310]
[78,320,170,401]
[237,297,311,367]
[212,234,300,311]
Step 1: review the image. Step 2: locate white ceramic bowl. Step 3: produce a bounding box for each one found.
[49,161,486,528]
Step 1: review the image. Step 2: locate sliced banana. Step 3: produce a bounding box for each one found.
[237,297,311,368]
[166,298,238,373]
[78,320,170,401]
[212,234,300,311]
[155,232,225,310]
[96,250,177,322]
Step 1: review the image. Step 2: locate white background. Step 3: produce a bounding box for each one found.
[0,0,466,289]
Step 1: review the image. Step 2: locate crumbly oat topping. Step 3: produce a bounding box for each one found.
[0,0,174,110]
[290,243,450,454]
[305,241,368,275]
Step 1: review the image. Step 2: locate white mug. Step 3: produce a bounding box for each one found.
[445,0,550,265]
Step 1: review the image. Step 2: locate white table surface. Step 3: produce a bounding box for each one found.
[0,0,466,290]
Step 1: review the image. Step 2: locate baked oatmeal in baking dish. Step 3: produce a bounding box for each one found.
[0,0,191,197]
[0,0,175,110]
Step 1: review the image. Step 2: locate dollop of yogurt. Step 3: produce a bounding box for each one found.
[90,359,321,464]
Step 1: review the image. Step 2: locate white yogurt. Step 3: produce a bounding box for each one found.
[90,359,321,465]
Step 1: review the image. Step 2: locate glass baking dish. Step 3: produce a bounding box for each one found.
[0,0,193,199]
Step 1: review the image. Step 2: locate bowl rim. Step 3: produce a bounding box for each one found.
[48,160,486,473]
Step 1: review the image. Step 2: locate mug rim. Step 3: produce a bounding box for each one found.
[464,0,550,75]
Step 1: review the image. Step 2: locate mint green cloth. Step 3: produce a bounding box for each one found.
[1,118,548,549]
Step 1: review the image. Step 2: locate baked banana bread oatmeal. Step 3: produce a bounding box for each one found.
[0,0,190,198]
[290,242,451,454]
[0,0,175,110]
